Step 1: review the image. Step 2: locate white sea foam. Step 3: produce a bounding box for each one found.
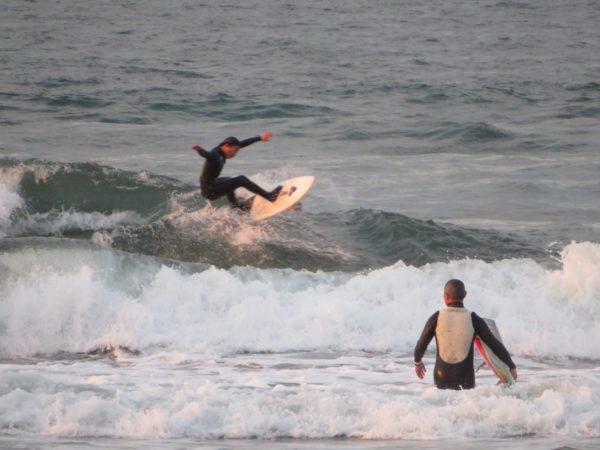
[166,202,271,248]
[0,352,599,440]
[1,242,600,440]
[1,241,599,359]
[0,166,25,237]
[11,209,143,236]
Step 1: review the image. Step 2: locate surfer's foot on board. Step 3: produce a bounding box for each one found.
[266,185,282,202]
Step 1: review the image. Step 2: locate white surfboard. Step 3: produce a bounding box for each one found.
[248,175,314,221]
[474,318,515,386]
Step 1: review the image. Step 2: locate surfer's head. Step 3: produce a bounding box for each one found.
[444,279,467,303]
[219,136,242,158]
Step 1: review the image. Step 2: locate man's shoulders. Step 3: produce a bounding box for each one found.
[205,147,224,160]
[470,312,491,332]
[470,311,482,320]
[427,310,440,323]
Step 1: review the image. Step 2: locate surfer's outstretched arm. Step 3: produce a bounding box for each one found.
[472,313,518,380]
[238,131,273,150]
[192,144,211,159]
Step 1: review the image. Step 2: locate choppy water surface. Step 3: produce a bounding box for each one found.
[1,0,600,448]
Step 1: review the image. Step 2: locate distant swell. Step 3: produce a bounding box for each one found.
[32,93,112,108]
[314,209,550,268]
[406,121,514,144]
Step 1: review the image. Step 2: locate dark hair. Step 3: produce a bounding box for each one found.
[444,279,466,300]
[219,136,241,147]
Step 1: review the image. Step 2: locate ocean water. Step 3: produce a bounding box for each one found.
[1,0,600,449]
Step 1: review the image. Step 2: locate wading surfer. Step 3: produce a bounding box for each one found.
[413,279,518,390]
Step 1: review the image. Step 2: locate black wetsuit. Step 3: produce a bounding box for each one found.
[413,302,516,390]
[194,136,274,207]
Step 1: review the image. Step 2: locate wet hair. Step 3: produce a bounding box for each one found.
[444,279,466,300]
[219,136,241,147]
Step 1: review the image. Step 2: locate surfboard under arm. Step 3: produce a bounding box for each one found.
[474,318,515,386]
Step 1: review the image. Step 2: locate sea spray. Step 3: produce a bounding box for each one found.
[0,165,26,237]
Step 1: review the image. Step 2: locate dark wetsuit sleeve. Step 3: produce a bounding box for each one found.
[195,147,213,159]
[472,313,516,369]
[414,311,439,363]
[238,136,261,148]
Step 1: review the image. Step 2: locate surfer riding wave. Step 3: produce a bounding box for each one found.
[191,131,282,210]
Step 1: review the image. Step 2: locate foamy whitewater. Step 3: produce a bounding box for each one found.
[2,0,600,449]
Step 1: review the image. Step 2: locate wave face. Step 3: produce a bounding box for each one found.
[1,159,552,271]
[0,158,186,236]
[1,158,185,215]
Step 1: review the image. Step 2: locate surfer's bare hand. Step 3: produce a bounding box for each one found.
[192,144,204,152]
[414,362,426,379]
[510,368,518,381]
[260,131,273,141]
